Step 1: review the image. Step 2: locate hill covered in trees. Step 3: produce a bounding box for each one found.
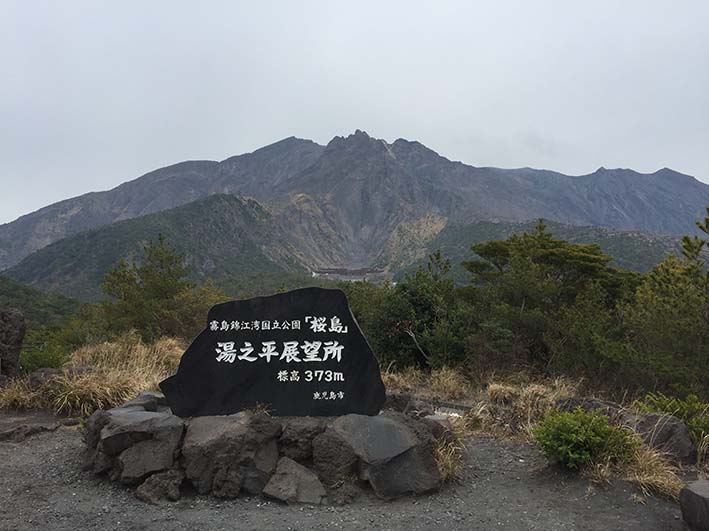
[0,275,79,326]
[5,195,316,300]
[4,197,693,301]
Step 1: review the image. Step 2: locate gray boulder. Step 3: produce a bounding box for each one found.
[626,411,696,464]
[84,400,185,484]
[136,469,184,504]
[0,374,8,388]
[315,413,442,499]
[263,457,326,505]
[119,391,171,413]
[0,309,26,378]
[364,443,442,499]
[278,417,327,462]
[312,427,358,485]
[330,414,420,465]
[680,480,709,531]
[181,412,281,497]
[423,414,454,440]
[556,397,696,464]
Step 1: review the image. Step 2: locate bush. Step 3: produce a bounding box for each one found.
[533,407,637,470]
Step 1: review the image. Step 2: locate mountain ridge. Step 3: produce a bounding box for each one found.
[1,130,708,272]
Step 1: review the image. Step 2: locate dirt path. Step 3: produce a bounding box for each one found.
[0,413,688,531]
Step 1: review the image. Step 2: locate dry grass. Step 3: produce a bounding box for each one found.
[433,410,481,482]
[380,365,423,394]
[381,365,472,402]
[0,332,184,417]
[0,378,40,411]
[486,383,521,405]
[697,433,709,467]
[427,367,471,401]
[584,433,683,501]
[434,436,467,482]
[484,378,577,438]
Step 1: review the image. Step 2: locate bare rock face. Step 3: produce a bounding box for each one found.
[181,412,281,497]
[0,309,27,378]
[556,397,696,464]
[680,480,709,531]
[263,457,326,505]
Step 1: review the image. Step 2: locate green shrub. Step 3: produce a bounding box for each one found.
[635,392,709,445]
[19,345,68,374]
[533,407,637,470]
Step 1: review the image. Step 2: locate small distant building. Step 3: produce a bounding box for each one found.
[311,267,386,282]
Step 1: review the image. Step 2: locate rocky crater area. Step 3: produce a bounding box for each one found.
[84,391,445,506]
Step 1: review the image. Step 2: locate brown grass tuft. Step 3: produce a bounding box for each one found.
[582,433,682,501]
[0,378,41,411]
[487,383,520,405]
[697,433,709,468]
[427,367,471,401]
[380,365,423,395]
[484,378,577,438]
[433,411,481,482]
[434,435,467,482]
[381,365,472,402]
[0,332,185,417]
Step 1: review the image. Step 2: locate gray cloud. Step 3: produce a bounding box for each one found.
[2,0,708,223]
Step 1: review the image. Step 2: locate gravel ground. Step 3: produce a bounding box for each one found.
[0,412,688,531]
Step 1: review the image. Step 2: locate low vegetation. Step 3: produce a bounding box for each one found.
[533,408,637,470]
[533,407,684,500]
[0,333,183,416]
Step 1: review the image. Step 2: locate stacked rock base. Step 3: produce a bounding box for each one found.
[84,392,443,505]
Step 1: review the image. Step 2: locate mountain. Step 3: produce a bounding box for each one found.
[0,275,79,326]
[5,195,689,301]
[2,130,708,273]
[0,137,324,271]
[5,195,312,300]
[398,220,686,284]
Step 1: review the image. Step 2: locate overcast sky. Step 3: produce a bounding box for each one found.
[2,1,708,223]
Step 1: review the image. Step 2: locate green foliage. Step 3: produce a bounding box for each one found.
[343,251,474,368]
[401,220,685,284]
[348,211,708,399]
[619,242,709,395]
[461,220,633,369]
[18,304,110,373]
[0,275,79,327]
[635,392,709,445]
[533,408,637,470]
[101,235,228,342]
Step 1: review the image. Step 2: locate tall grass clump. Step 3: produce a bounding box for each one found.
[0,332,184,417]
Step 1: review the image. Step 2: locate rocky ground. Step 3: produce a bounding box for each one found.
[0,411,690,531]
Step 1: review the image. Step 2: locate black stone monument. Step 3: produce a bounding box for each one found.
[160,287,386,417]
